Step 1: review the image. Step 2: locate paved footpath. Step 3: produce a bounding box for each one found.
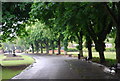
[12,54,118,79]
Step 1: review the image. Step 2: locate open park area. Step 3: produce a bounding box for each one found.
[1,1,120,81]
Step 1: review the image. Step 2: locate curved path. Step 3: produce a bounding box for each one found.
[12,54,116,79]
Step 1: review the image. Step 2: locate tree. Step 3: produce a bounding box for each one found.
[2,2,32,41]
[103,2,120,64]
[85,35,92,60]
[3,2,118,64]
[30,2,64,54]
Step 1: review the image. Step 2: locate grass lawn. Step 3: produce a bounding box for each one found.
[66,51,116,66]
[1,55,35,66]
[59,51,116,59]
[50,51,116,66]
[0,54,35,80]
[2,66,27,80]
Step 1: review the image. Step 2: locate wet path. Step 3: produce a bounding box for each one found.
[12,54,116,79]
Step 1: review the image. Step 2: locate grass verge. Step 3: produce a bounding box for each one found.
[2,66,27,79]
[91,57,117,67]
[1,55,35,66]
[50,51,116,67]
[0,54,35,80]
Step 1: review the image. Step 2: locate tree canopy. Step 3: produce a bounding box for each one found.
[1,2,120,64]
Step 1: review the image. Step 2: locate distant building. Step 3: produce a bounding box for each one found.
[68,42,79,48]
[15,49,21,53]
[105,43,112,48]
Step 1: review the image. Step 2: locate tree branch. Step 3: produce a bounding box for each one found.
[103,3,118,27]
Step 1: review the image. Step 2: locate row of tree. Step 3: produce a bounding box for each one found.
[1,2,120,64]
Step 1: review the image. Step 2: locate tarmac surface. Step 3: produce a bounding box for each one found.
[12,54,117,80]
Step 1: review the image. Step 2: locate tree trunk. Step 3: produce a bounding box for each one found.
[40,43,43,54]
[79,50,83,57]
[79,32,83,57]
[88,44,92,60]
[115,28,120,63]
[46,42,49,54]
[86,35,92,60]
[116,3,120,63]
[98,51,105,63]
[52,48,54,54]
[58,38,61,54]
[64,51,67,55]
[63,39,68,55]
[77,40,83,58]
[51,41,54,54]
[35,41,39,53]
[36,47,39,53]
[95,41,105,63]
[31,44,34,53]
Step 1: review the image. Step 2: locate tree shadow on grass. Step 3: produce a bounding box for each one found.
[92,57,117,67]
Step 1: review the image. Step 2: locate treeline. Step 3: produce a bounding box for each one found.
[1,2,120,64]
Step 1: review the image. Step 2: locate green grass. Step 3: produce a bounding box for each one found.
[60,51,116,59]
[0,54,35,80]
[91,57,116,67]
[60,51,116,66]
[83,51,116,59]
[0,55,35,66]
[2,66,27,79]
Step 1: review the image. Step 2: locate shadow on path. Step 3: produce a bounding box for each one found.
[12,54,117,79]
